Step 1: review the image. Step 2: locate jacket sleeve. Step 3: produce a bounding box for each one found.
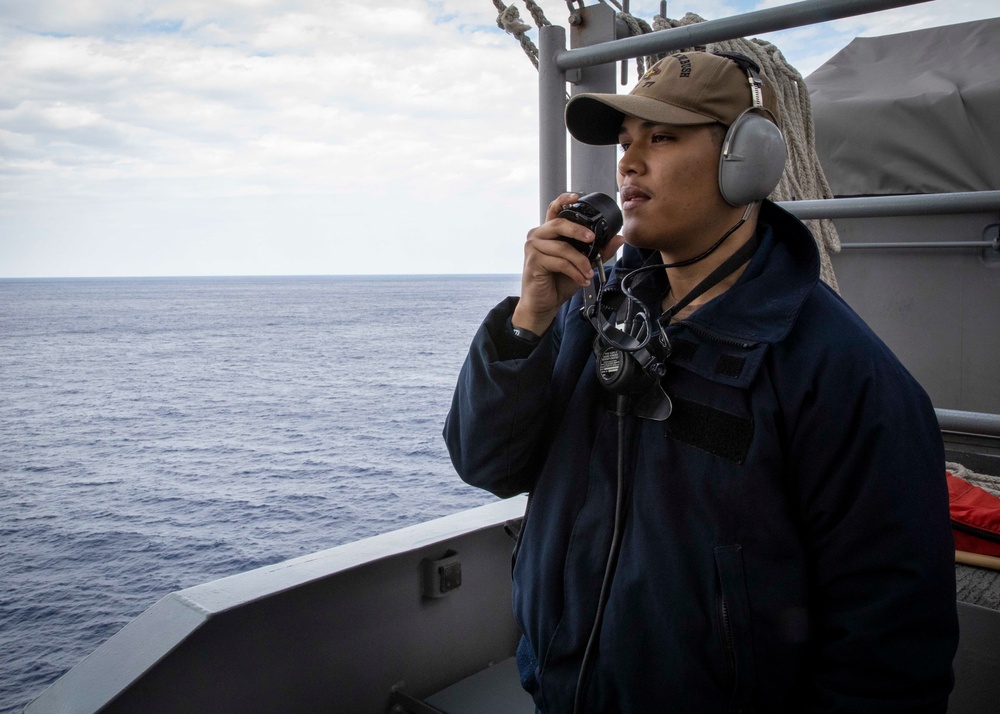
[443,297,564,498]
[779,309,958,713]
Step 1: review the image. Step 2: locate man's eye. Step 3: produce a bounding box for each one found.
[652,134,673,142]
[618,143,631,153]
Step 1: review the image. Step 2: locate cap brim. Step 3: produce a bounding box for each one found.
[565,93,716,145]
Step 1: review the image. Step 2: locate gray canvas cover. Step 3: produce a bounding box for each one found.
[807,18,1000,196]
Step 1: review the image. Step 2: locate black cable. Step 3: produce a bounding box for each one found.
[646,202,754,270]
[660,228,761,325]
[573,396,628,714]
[592,203,757,355]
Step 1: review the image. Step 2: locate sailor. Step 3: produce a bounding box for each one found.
[444,51,957,712]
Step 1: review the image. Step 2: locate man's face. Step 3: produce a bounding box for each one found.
[616,116,739,258]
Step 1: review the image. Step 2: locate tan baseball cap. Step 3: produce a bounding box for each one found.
[565,51,781,145]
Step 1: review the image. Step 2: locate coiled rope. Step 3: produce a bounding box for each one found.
[492,2,841,290]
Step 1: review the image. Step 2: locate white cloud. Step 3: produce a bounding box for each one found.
[0,0,997,277]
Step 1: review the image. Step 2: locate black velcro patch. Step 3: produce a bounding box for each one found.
[715,354,746,378]
[670,338,699,362]
[664,396,754,464]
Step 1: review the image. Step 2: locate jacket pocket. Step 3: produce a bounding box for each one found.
[715,545,756,711]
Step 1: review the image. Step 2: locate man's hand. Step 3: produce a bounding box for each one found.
[513,192,624,336]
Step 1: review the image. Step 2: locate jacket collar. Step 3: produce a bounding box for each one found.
[614,200,820,346]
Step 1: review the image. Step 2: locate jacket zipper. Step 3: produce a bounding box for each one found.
[682,321,758,350]
[952,519,1000,545]
[719,594,737,696]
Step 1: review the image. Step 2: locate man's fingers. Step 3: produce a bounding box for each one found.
[528,216,596,248]
[544,192,581,222]
[525,235,594,286]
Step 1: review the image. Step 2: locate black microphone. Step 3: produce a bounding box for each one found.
[557,192,622,262]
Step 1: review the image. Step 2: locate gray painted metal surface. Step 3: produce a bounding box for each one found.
[781,193,1000,253]
[938,410,1000,440]
[25,498,526,714]
[538,25,568,223]
[424,657,534,714]
[951,602,1000,714]
[829,211,999,414]
[783,196,1000,382]
[568,4,619,206]
[782,191,1000,219]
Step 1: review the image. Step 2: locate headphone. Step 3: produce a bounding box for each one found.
[714,52,787,206]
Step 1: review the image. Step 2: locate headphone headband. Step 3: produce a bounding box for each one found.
[712,51,765,110]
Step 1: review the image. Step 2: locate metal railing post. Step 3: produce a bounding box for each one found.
[538,25,568,223]
[569,4,619,201]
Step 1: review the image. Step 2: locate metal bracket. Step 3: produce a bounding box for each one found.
[565,0,583,26]
[984,224,1000,264]
[420,549,461,598]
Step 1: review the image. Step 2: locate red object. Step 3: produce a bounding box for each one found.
[947,471,1000,558]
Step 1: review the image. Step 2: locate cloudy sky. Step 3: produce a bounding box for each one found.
[1,0,996,278]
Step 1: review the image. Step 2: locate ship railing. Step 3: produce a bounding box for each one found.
[783,192,1000,252]
[937,410,1000,441]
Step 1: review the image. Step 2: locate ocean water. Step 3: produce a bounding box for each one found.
[0,275,520,713]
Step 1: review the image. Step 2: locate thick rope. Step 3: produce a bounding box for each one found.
[949,461,1000,498]
[493,0,540,68]
[616,13,654,76]
[706,37,841,290]
[524,0,552,29]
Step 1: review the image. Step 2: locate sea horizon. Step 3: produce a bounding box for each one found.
[0,272,522,282]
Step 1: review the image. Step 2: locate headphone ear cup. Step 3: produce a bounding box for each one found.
[718,112,787,206]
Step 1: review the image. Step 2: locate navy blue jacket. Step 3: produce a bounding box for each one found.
[444,202,957,712]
